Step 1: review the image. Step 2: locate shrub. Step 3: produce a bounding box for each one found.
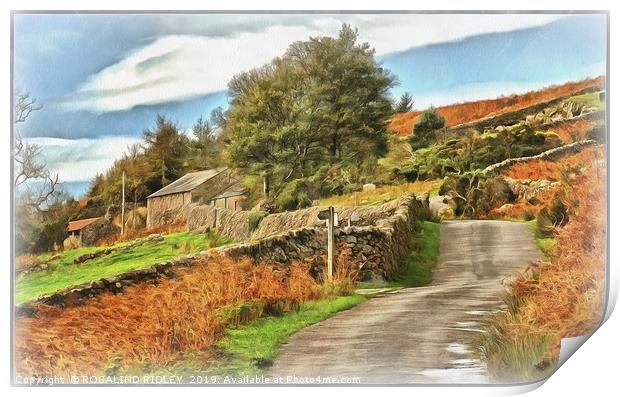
[536,192,569,238]
[410,107,445,149]
[248,211,268,232]
[275,179,314,211]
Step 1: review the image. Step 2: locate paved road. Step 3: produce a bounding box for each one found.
[268,220,541,384]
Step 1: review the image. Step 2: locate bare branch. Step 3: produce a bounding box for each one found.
[14,89,43,124]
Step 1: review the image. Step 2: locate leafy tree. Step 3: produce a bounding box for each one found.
[393,92,415,113]
[225,60,322,199]
[192,115,215,145]
[188,111,226,169]
[224,24,394,208]
[87,173,105,198]
[284,24,393,162]
[410,107,445,149]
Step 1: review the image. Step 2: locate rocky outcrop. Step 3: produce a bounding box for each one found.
[504,178,560,201]
[449,87,602,134]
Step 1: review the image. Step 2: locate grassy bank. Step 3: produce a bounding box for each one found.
[357,221,441,289]
[317,180,441,207]
[212,295,366,377]
[15,230,233,303]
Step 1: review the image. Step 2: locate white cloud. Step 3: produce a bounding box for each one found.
[25,136,142,182]
[61,14,563,112]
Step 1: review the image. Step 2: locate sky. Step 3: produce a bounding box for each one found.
[13,13,607,198]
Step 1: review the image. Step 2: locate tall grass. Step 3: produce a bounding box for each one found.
[488,146,604,221]
[475,155,606,382]
[14,257,327,378]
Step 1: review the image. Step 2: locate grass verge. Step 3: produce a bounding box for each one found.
[210,295,367,377]
[356,221,441,289]
[527,219,556,258]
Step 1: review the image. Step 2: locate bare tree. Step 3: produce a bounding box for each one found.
[14,89,43,124]
[13,90,58,210]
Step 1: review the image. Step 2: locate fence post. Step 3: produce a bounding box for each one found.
[327,206,334,281]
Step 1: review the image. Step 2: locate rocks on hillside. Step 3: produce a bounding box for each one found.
[504,177,560,201]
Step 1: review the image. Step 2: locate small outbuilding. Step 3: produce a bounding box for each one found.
[64,217,120,249]
[146,167,248,227]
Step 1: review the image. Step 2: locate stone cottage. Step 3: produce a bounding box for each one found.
[146,167,248,227]
[64,217,120,249]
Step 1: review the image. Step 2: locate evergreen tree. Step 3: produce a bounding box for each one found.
[393,92,415,113]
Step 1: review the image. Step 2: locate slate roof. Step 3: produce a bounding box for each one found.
[146,167,228,199]
[209,180,249,200]
[67,217,101,232]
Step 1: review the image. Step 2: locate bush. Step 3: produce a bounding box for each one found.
[275,179,314,211]
[410,107,445,149]
[248,211,268,232]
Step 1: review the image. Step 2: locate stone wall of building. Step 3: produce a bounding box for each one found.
[80,218,121,246]
[187,205,254,241]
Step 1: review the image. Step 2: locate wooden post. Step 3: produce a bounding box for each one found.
[327,206,334,281]
[121,171,125,236]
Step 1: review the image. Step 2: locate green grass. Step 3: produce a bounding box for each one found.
[568,91,605,110]
[15,230,233,304]
[471,325,556,382]
[121,295,368,378]
[211,295,367,377]
[356,221,441,289]
[317,180,441,207]
[527,219,556,258]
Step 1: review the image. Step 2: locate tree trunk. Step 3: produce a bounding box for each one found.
[263,174,270,198]
[132,190,137,228]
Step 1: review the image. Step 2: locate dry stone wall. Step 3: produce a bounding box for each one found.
[218,192,431,281]
[17,193,430,316]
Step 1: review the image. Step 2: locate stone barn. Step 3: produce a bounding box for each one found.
[64,217,120,249]
[146,167,248,227]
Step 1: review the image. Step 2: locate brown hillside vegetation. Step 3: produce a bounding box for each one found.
[489,146,604,220]
[502,146,604,182]
[14,257,326,378]
[479,156,606,380]
[545,119,597,144]
[389,76,605,137]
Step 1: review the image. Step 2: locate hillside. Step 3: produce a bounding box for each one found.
[389,76,605,137]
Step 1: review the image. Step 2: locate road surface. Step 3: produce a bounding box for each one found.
[268,220,541,384]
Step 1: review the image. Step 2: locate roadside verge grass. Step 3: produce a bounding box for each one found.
[356,221,441,290]
[527,219,556,257]
[211,295,367,377]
